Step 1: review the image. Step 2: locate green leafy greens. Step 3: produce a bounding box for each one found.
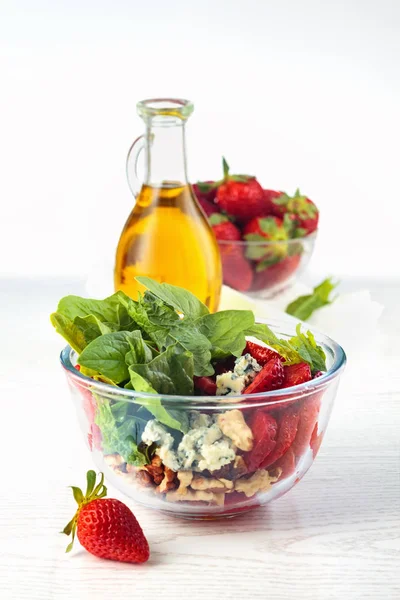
[286,278,338,320]
[52,278,328,441]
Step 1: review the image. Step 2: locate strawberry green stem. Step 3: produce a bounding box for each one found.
[61,470,107,553]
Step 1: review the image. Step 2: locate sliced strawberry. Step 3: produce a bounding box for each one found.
[291,395,321,458]
[194,376,217,395]
[260,408,300,468]
[245,411,278,472]
[219,243,253,292]
[249,254,301,292]
[270,447,296,478]
[244,356,284,394]
[310,421,323,459]
[282,362,312,388]
[243,341,283,366]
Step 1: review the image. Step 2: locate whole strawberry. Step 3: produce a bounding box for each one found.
[209,213,253,291]
[209,213,241,241]
[62,471,149,564]
[192,181,219,217]
[270,188,319,235]
[215,158,267,222]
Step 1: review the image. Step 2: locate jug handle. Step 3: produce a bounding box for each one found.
[126,134,145,197]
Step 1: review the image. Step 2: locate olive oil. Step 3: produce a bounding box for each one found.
[114,182,222,311]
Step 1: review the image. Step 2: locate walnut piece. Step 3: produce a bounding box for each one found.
[231,456,248,480]
[234,469,281,497]
[176,471,193,495]
[157,467,177,494]
[191,475,233,493]
[166,489,225,506]
[217,410,254,451]
[145,455,164,485]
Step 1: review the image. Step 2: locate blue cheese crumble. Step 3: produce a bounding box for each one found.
[216,353,261,396]
[141,411,236,472]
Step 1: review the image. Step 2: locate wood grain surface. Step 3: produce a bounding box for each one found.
[0,278,399,600]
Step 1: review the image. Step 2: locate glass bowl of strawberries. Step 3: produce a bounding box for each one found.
[193,159,319,298]
[55,279,345,520]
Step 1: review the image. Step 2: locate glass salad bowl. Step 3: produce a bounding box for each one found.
[218,234,317,299]
[60,319,346,520]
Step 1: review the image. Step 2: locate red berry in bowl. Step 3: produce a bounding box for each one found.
[215,158,267,222]
[270,188,319,235]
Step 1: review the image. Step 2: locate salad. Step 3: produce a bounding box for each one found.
[53,278,329,513]
[193,158,319,293]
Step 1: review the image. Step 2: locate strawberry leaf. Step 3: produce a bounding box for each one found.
[209,213,229,226]
[255,255,283,272]
[222,156,230,179]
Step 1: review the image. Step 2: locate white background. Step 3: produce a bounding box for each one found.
[1,0,399,282]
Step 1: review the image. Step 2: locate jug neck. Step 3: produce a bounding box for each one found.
[144,122,188,187]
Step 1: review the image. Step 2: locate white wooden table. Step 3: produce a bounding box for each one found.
[1,278,399,600]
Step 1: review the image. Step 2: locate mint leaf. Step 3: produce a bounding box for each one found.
[286,278,338,321]
[129,344,194,397]
[136,277,209,319]
[78,331,153,384]
[198,310,255,359]
[289,324,326,372]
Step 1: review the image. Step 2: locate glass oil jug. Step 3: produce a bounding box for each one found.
[114,98,222,311]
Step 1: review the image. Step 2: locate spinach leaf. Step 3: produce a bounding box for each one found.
[78,331,152,384]
[94,399,150,466]
[286,278,338,320]
[136,277,209,319]
[198,310,255,359]
[167,322,213,376]
[129,344,194,396]
[123,297,171,348]
[56,291,133,325]
[50,313,88,353]
[74,315,119,343]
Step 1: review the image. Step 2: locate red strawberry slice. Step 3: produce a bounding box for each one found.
[243,341,283,366]
[291,395,322,458]
[194,376,217,395]
[310,421,324,458]
[270,447,296,478]
[245,411,278,472]
[244,356,284,394]
[260,408,300,468]
[282,362,312,388]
